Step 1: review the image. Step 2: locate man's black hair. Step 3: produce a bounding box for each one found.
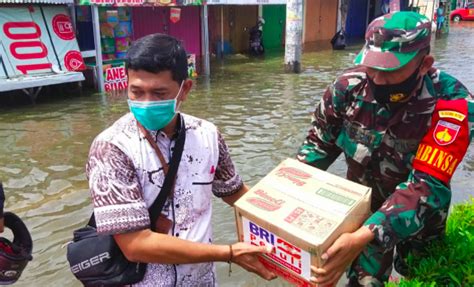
[125,33,188,84]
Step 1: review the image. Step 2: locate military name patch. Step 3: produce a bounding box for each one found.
[433,120,460,146]
[438,110,466,121]
[414,143,460,177]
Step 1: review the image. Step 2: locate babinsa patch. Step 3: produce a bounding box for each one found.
[413,99,470,183]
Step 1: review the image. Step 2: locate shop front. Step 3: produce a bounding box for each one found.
[345,0,410,39]
[75,0,201,92]
[262,5,285,51]
[207,0,285,56]
[303,0,339,51]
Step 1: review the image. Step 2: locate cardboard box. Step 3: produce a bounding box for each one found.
[234,158,372,286]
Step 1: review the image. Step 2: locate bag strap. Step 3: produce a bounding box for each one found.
[88,115,186,230]
[141,115,186,231]
[139,124,170,175]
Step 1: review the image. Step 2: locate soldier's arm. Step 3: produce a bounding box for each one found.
[364,97,474,250]
[297,83,345,170]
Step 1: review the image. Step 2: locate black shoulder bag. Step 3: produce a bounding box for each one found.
[67,116,186,287]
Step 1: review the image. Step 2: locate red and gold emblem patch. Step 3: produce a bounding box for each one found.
[433,120,460,146]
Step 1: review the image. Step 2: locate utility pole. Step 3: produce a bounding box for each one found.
[284,0,304,73]
[201,4,210,76]
[92,5,104,93]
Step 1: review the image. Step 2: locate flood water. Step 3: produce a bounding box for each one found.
[1,22,473,286]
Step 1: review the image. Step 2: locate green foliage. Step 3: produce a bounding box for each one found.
[386,198,474,287]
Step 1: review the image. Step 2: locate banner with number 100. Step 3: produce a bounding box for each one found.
[0,5,85,79]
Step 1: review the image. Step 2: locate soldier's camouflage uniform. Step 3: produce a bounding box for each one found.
[297,12,474,286]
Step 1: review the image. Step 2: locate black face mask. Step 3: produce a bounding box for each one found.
[367,66,422,104]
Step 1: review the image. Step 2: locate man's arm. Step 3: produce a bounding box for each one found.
[364,97,473,251]
[212,131,248,205]
[297,82,346,170]
[114,230,229,263]
[312,96,474,285]
[113,229,273,278]
[87,139,275,280]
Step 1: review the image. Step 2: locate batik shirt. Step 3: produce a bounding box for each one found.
[86,113,243,286]
[298,66,474,250]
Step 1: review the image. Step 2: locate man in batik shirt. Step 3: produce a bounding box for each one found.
[86,34,275,286]
[298,12,474,286]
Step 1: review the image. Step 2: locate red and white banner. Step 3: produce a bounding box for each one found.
[104,64,127,92]
[0,5,84,79]
[0,7,52,77]
[170,8,181,24]
[43,6,86,71]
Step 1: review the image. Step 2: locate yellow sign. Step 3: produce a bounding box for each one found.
[389,93,408,102]
[438,110,466,121]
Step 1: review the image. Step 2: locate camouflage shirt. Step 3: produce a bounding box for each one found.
[298,66,474,249]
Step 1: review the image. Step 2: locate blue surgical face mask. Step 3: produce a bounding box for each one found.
[128,82,184,131]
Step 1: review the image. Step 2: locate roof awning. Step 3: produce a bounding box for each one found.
[0,0,74,4]
[0,72,84,92]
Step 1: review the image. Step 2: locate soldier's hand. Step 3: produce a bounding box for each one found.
[310,226,374,285]
[230,242,277,281]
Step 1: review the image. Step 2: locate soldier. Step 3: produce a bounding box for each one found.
[297,12,474,286]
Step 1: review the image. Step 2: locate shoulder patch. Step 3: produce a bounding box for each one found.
[413,99,469,183]
[433,120,460,146]
[438,110,466,121]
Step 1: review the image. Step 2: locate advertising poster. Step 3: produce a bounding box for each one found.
[0,5,85,78]
[104,63,127,92]
[0,7,53,77]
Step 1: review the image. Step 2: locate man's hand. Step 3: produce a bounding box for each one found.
[310,226,374,285]
[230,242,277,281]
[0,217,3,233]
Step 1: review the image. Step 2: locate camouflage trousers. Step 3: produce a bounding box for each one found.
[346,210,448,286]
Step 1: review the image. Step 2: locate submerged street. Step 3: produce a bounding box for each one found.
[0,22,473,286]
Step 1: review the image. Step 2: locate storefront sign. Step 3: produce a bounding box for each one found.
[104,64,128,91]
[207,0,286,4]
[78,0,206,5]
[80,0,114,4]
[0,6,85,78]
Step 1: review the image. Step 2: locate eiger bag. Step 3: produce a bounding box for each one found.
[67,116,186,286]
[67,225,145,286]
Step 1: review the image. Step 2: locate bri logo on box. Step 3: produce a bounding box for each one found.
[248,221,303,275]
